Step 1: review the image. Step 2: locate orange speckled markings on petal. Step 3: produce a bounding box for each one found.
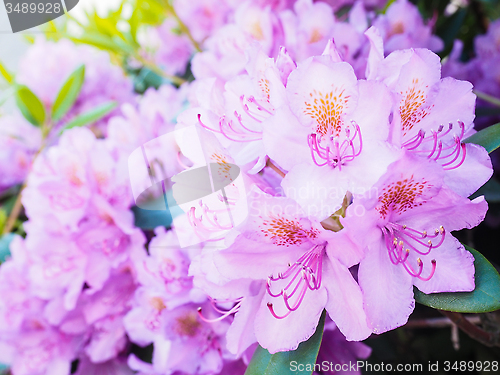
[211,152,233,181]
[400,78,434,136]
[175,312,201,337]
[260,214,319,246]
[309,28,323,43]
[304,88,349,137]
[258,78,271,103]
[150,297,166,311]
[376,177,430,219]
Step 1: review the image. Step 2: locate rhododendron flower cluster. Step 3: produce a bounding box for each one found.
[0,0,498,374]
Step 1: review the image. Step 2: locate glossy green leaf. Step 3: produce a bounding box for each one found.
[134,67,165,93]
[59,102,117,134]
[52,65,85,121]
[244,310,326,375]
[414,246,500,313]
[464,122,500,153]
[14,85,46,126]
[470,177,500,202]
[0,233,15,263]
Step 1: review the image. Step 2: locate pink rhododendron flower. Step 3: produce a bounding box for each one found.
[207,187,371,353]
[264,49,399,219]
[365,32,493,197]
[138,18,194,77]
[314,319,371,375]
[125,227,232,374]
[17,38,134,133]
[372,0,443,54]
[0,114,41,193]
[342,154,488,333]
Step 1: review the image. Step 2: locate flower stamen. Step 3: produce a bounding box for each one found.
[266,245,324,319]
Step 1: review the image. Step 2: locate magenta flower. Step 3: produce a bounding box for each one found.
[365,36,493,197]
[138,18,194,76]
[74,356,134,375]
[314,320,372,375]
[125,228,233,374]
[263,51,399,219]
[372,0,443,54]
[189,45,293,173]
[209,187,371,353]
[342,154,488,333]
[0,114,42,193]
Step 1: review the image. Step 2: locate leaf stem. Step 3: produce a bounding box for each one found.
[439,310,500,347]
[1,182,25,235]
[163,0,202,52]
[474,90,500,107]
[2,124,50,235]
[405,315,481,328]
[134,55,187,86]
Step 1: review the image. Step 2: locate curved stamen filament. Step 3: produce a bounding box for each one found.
[404,259,437,281]
[382,223,442,280]
[266,245,324,319]
[197,114,262,143]
[402,121,467,170]
[187,201,234,235]
[234,110,263,133]
[198,297,244,323]
[245,95,273,116]
[308,121,363,169]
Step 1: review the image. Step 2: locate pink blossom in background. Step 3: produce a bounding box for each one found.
[314,320,371,375]
[372,0,443,54]
[17,38,135,134]
[138,18,194,77]
[125,227,234,374]
[0,114,41,193]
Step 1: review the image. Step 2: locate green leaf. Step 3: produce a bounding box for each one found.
[414,246,500,313]
[464,122,500,153]
[244,310,326,375]
[51,65,85,121]
[469,177,500,202]
[474,90,500,107]
[134,67,165,93]
[0,61,14,84]
[70,34,125,54]
[0,233,15,263]
[14,85,46,126]
[59,102,117,134]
